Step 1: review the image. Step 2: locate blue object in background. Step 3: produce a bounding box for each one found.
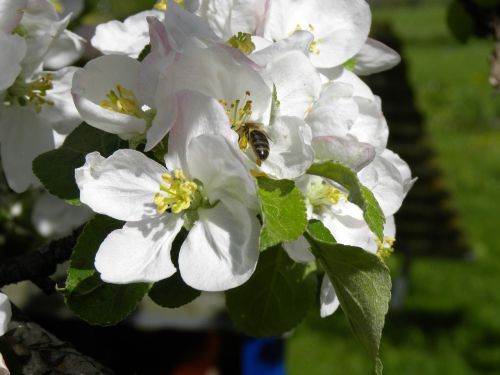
[242,337,286,375]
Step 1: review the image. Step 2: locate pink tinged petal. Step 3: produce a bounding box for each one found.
[164,91,236,170]
[320,275,339,318]
[186,134,257,210]
[0,108,54,193]
[283,236,315,263]
[164,0,221,51]
[179,198,260,291]
[137,17,175,107]
[354,38,401,76]
[159,40,271,121]
[0,293,11,336]
[0,32,26,91]
[264,50,321,118]
[95,216,182,284]
[71,55,147,139]
[312,136,375,172]
[75,149,167,222]
[0,0,27,32]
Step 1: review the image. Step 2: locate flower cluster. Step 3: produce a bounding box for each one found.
[0,0,83,193]
[71,0,414,317]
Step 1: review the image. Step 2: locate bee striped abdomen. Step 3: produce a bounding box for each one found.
[249,129,270,161]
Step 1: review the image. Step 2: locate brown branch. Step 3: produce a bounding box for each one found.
[2,306,114,375]
[0,227,83,290]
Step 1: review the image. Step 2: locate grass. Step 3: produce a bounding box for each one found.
[288,3,500,374]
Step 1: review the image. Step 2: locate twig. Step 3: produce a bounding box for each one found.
[0,227,83,290]
[2,305,114,375]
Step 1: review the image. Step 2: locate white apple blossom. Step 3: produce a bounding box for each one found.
[0,293,11,336]
[352,38,401,76]
[76,130,260,291]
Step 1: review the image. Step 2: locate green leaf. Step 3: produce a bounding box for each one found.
[149,273,201,308]
[226,246,317,337]
[66,282,149,326]
[257,177,307,251]
[446,0,474,43]
[64,215,149,326]
[307,161,385,241]
[305,221,391,375]
[148,228,201,308]
[66,214,123,294]
[33,123,126,201]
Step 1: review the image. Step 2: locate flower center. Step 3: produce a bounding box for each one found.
[154,0,185,11]
[99,84,147,118]
[376,237,395,259]
[5,74,55,113]
[227,32,256,55]
[307,181,346,210]
[154,170,199,214]
[295,24,321,55]
[219,91,253,131]
[51,0,64,13]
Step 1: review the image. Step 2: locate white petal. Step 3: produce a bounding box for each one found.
[199,0,267,39]
[32,193,93,238]
[76,149,167,222]
[263,0,371,68]
[264,50,321,118]
[91,10,163,58]
[71,55,147,139]
[320,275,340,318]
[381,149,416,195]
[179,198,259,291]
[306,81,359,138]
[312,136,375,171]
[283,236,315,263]
[250,31,313,66]
[353,38,401,76]
[0,31,26,91]
[259,116,314,180]
[43,29,85,69]
[0,0,27,33]
[0,107,54,193]
[349,97,388,153]
[38,67,81,134]
[186,134,257,210]
[358,154,406,217]
[95,216,182,284]
[0,293,11,336]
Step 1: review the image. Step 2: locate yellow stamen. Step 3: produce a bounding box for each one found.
[6,74,55,113]
[99,85,144,118]
[51,0,64,13]
[154,170,198,214]
[308,181,346,208]
[376,237,395,259]
[219,91,253,130]
[294,24,321,55]
[227,32,256,55]
[154,0,185,11]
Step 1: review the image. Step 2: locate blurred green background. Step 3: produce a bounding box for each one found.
[288,2,500,374]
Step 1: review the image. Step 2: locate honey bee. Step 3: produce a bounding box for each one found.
[237,122,270,166]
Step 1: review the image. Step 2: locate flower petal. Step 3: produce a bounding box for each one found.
[95,215,182,283]
[283,235,315,263]
[76,149,166,222]
[320,275,340,318]
[0,293,11,336]
[353,38,401,76]
[179,198,259,291]
[0,107,54,193]
[0,31,26,91]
